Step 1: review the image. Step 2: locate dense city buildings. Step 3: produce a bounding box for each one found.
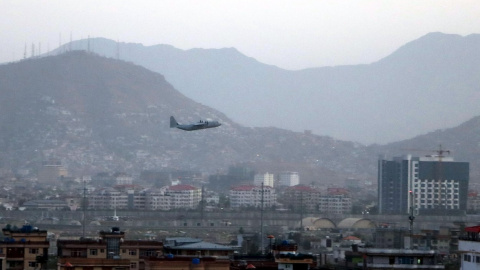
[378,155,469,215]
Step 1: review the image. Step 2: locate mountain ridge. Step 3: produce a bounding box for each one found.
[2,51,480,184]
[0,52,368,184]
[46,32,480,144]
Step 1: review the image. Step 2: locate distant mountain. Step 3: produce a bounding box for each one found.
[48,33,480,144]
[1,52,480,185]
[0,52,375,184]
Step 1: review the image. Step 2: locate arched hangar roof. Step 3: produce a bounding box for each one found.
[337,218,376,229]
[301,217,336,229]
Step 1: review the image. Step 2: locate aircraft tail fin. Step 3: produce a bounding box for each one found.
[170,116,179,128]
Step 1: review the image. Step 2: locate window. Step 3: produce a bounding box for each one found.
[129,249,137,256]
[29,248,39,254]
[130,262,137,269]
[465,254,472,262]
[90,249,98,256]
[100,249,105,253]
[140,250,157,257]
[398,257,413,264]
[28,262,37,267]
[71,249,84,257]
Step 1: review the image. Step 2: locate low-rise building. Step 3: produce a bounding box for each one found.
[163,237,235,258]
[345,247,445,269]
[57,227,163,270]
[458,225,480,270]
[1,225,50,270]
[272,240,315,269]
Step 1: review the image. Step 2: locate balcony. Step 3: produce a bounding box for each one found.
[6,250,24,259]
[275,253,314,264]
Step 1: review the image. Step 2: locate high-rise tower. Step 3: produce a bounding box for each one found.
[378,155,469,215]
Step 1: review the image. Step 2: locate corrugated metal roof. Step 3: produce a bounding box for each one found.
[465,225,480,233]
[168,241,234,251]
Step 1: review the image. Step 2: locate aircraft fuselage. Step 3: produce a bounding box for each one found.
[170,116,221,131]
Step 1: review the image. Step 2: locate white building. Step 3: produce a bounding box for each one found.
[459,226,480,270]
[229,185,276,208]
[166,184,202,209]
[254,173,274,187]
[114,173,133,185]
[278,171,299,187]
[145,188,171,210]
[318,194,352,215]
[88,188,128,209]
[88,185,202,210]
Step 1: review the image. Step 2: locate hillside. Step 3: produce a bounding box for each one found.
[49,33,480,144]
[1,52,480,185]
[0,52,376,184]
[371,116,480,181]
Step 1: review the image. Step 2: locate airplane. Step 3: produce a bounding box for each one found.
[170,116,221,131]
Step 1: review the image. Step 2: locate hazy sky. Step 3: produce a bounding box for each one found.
[1,0,480,70]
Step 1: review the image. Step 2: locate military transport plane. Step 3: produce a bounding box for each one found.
[170,116,221,131]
